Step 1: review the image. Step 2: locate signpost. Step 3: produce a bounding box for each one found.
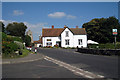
[112,29,117,49]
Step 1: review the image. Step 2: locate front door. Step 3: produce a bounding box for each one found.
[56,41,61,47]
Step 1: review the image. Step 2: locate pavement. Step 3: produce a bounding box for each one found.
[2,52,44,64]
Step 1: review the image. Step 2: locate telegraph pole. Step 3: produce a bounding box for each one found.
[115,35,116,49]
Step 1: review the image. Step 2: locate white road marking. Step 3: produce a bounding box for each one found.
[44,56,105,79]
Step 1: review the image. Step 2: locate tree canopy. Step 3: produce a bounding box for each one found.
[23,35,31,47]
[6,22,27,38]
[0,21,5,32]
[82,16,120,43]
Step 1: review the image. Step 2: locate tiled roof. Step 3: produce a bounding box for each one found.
[42,27,87,37]
[70,28,87,35]
[42,28,64,37]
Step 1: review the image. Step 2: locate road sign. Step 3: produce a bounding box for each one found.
[112,29,117,49]
[112,29,117,35]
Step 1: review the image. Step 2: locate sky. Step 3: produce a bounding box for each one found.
[2,2,119,41]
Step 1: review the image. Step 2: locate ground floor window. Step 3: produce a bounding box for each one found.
[65,39,69,45]
[78,39,82,45]
[46,42,52,46]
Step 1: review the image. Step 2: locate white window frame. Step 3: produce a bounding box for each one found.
[46,42,52,46]
[65,39,69,45]
[65,31,69,37]
[78,39,82,45]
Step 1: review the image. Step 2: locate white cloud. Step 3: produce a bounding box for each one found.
[48,12,76,19]
[13,10,24,16]
[67,15,76,19]
[24,22,48,29]
[48,12,66,18]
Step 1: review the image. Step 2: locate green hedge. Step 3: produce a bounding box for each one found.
[2,32,23,42]
[88,43,120,49]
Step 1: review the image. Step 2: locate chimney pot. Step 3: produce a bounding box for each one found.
[76,26,78,28]
[64,25,67,28]
[52,25,54,28]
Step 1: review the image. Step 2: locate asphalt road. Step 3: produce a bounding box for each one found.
[37,48,118,79]
[2,59,82,78]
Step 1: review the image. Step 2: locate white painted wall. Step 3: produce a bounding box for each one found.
[73,35,87,48]
[37,44,42,47]
[42,28,87,48]
[42,37,60,47]
[61,28,74,48]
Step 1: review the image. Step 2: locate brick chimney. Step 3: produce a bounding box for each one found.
[64,25,67,28]
[76,26,78,28]
[52,25,54,29]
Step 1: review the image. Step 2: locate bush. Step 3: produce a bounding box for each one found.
[88,43,120,49]
[54,45,59,48]
[99,43,114,49]
[12,36,23,42]
[2,32,7,41]
[14,41,24,49]
[2,32,23,42]
[23,35,31,47]
[116,42,120,49]
[88,44,98,48]
[2,41,19,55]
[7,35,23,42]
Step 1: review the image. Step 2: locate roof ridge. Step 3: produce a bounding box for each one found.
[43,28,64,29]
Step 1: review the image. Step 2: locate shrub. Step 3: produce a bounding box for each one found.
[7,35,23,42]
[23,35,31,47]
[2,32,7,41]
[2,41,19,55]
[14,41,24,49]
[116,42,120,49]
[2,32,22,42]
[88,44,98,48]
[12,36,23,42]
[88,43,120,49]
[54,44,59,48]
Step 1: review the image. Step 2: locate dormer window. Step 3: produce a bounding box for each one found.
[65,31,69,37]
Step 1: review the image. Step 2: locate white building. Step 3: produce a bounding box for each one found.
[42,25,87,48]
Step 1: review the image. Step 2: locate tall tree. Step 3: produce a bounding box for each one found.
[6,22,27,38]
[23,35,31,47]
[82,16,120,43]
[0,21,5,32]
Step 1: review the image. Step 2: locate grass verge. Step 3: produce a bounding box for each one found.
[2,49,32,59]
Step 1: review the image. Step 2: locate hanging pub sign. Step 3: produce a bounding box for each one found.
[112,29,117,35]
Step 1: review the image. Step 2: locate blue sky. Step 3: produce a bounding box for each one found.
[2,2,118,40]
